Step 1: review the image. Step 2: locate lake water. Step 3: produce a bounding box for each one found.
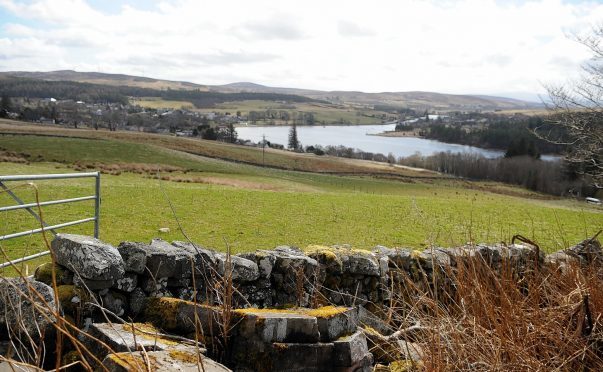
[237,123,510,159]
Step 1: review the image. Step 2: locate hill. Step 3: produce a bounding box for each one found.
[0,70,541,111]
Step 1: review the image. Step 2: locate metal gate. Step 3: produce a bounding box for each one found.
[0,172,100,269]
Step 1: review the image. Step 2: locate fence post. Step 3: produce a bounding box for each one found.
[94,171,100,239]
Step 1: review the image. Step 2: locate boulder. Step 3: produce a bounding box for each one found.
[143,297,221,336]
[0,278,56,342]
[34,262,73,285]
[52,234,125,281]
[128,288,146,315]
[568,238,603,264]
[117,242,148,274]
[216,254,260,282]
[146,239,194,278]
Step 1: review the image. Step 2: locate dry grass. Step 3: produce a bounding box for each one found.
[380,247,603,371]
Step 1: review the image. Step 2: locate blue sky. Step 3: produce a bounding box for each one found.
[0,0,602,97]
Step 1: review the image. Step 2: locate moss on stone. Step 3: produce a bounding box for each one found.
[168,350,198,363]
[122,322,179,346]
[303,306,349,319]
[143,297,182,330]
[107,352,150,370]
[234,305,349,319]
[34,262,66,285]
[56,285,89,314]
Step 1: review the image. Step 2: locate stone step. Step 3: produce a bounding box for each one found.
[102,350,231,372]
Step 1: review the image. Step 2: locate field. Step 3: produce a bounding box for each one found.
[131,97,196,110]
[0,121,602,275]
[212,100,390,125]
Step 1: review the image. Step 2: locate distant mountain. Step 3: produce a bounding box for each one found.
[0,70,542,111]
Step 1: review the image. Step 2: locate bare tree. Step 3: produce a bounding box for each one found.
[537,26,603,188]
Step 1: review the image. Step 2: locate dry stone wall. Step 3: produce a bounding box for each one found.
[2,233,600,371]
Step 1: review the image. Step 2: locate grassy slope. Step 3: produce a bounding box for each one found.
[0,120,437,177]
[0,123,602,275]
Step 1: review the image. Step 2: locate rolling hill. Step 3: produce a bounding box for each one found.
[0,70,542,111]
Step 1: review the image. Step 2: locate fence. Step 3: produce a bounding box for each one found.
[0,172,100,269]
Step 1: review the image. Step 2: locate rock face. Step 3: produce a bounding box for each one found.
[0,278,56,343]
[52,234,125,281]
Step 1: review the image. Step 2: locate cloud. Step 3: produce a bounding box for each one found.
[337,21,374,37]
[0,0,600,95]
[234,18,306,41]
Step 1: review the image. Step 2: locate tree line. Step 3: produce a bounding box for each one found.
[424,117,565,155]
[0,77,322,108]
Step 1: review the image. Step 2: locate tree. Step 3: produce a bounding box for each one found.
[1,95,12,112]
[288,123,299,150]
[225,123,237,143]
[537,26,603,188]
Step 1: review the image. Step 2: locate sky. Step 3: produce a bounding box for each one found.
[0,0,602,100]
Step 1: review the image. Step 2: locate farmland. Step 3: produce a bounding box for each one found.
[0,121,602,274]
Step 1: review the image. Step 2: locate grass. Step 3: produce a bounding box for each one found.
[0,119,436,176]
[211,100,389,125]
[132,97,196,110]
[0,121,601,275]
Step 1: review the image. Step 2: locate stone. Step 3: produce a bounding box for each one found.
[238,252,276,279]
[140,276,168,293]
[373,247,412,271]
[56,284,92,315]
[268,342,335,372]
[33,262,72,285]
[83,322,202,357]
[233,309,320,343]
[102,350,231,372]
[333,330,371,368]
[546,250,583,267]
[0,361,37,371]
[0,278,55,342]
[128,288,146,315]
[342,251,380,276]
[568,238,603,264]
[143,297,221,336]
[309,306,358,342]
[117,242,148,274]
[148,239,195,278]
[172,241,218,270]
[52,234,125,281]
[158,227,171,233]
[73,275,114,291]
[100,291,128,317]
[113,273,138,292]
[357,306,395,336]
[215,254,260,282]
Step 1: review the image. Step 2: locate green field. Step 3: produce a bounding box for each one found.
[133,97,196,110]
[0,127,602,275]
[212,100,390,125]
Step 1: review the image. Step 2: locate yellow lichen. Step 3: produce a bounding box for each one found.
[303,306,349,319]
[168,350,199,364]
[143,297,182,330]
[107,352,151,370]
[410,250,423,260]
[234,306,349,319]
[122,322,179,346]
[390,359,424,372]
[273,343,289,352]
